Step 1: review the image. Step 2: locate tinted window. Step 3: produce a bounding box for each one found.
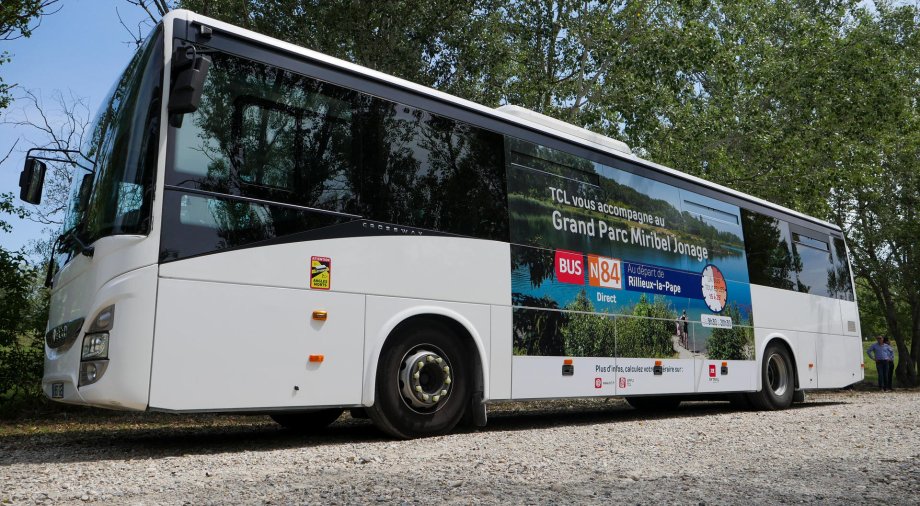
[164,51,507,260]
[740,210,796,290]
[829,237,854,301]
[791,232,833,297]
[741,209,853,300]
[81,28,163,242]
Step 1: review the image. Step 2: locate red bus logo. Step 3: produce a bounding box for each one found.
[709,364,717,378]
[594,378,603,389]
[554,250,584,285]
[618,377,627,388]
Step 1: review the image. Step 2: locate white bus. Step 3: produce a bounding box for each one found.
[20,10,863,438]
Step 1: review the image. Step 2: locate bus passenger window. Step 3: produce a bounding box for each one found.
[740,210,796,290]
[791,232,833,297]
[829,237,854,301]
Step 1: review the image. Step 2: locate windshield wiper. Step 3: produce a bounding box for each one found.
[58,227,95,258]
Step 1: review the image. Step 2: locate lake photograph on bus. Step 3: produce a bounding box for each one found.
[507,138,756,398]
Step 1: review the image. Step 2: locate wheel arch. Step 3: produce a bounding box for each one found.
[362,306,489,408]
[757,333,800,391]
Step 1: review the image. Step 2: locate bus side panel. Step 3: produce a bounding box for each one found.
[693,358,757,393]
[794,330,819,390]
[155,236,512,306]
[509,355,697,399]
[608,357,695,397]
[749,285,845,335]
[816,333,863,388]
[149,278,364,411]
[489,305,513,400]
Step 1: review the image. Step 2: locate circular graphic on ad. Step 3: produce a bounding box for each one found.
[701,264,727,313]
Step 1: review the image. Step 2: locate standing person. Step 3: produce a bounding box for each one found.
[883,337,896,390]
[679,310,689,349]
[867,335,894,391]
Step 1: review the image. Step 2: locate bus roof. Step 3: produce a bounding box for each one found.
[165,9,841,233]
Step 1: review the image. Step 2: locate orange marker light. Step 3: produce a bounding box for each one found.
[309,355,325,363]
[860,363,865,368]
[721,361,728,367]
[654,360,662,366]
[312,311,328,321]
[563,359,573,365]
[808,363,814,368]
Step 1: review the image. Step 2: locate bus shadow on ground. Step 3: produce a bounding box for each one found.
[0,399,847,466]
[474,398,846,434]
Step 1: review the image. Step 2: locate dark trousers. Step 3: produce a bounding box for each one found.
[886,360,895,389]
[876,360,893,390]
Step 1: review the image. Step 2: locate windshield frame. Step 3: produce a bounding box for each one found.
[57,27,164,256]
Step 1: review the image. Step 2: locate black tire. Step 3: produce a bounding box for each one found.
[625,395,681,411]
[747,342,795,410]
[270,408,344,432]
[367,320,470,439]
[728,393,753,410]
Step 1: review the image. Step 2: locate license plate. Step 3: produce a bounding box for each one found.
[51,382,64,399]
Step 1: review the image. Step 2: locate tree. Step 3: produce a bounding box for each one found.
[0,193,46,406]
[706,303,754,361]
[562,290,616,357]
[818,4,920,386]
[614,295,678,359]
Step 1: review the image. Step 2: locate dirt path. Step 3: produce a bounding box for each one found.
[1,390,918,504]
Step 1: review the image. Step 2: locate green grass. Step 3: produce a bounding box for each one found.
[861,340,898,388]
[862,341,878,386]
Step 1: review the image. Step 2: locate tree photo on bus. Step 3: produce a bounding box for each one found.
[508,138,755,363]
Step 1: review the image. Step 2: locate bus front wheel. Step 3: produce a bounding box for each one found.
[747,342,795,410]
[368,320,469,439]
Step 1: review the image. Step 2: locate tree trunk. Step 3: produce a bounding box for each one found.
[871,280,918,386]
[907,298,920,387]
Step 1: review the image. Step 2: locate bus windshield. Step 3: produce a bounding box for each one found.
[56,27,163,262]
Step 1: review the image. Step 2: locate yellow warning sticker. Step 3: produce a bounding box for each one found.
[310,256,331,290]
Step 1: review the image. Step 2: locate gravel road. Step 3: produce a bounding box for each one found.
[2,389,918,504]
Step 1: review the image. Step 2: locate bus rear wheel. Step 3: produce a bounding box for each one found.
[747,342,794,410]
[368,320,469,439]
[270,408,344,432]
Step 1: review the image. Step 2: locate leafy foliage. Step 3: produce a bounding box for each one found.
[562,290,616,357]
[512,294,566,356]
[613,295,678,359]
[706,303,754,361]
[0,193,49,408]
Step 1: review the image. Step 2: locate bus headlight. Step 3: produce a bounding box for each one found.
[79,360,109,386]
[81,332,109,360]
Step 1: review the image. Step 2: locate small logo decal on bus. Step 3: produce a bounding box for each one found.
[701,264,727,312]
[310,256,331,290]
[588,255,623,289]
[554,250,584,284]
[595,377,603,389]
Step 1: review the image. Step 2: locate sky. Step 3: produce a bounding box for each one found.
[0,0,155,256]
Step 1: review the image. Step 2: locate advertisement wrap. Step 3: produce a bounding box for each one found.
[508,139,756,396]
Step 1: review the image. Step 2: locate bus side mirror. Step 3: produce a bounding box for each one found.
[168,46,211,127]
[19,157,47,205]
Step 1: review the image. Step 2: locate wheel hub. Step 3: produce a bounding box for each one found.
[767,352,789,397]
[399,348,452,411]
